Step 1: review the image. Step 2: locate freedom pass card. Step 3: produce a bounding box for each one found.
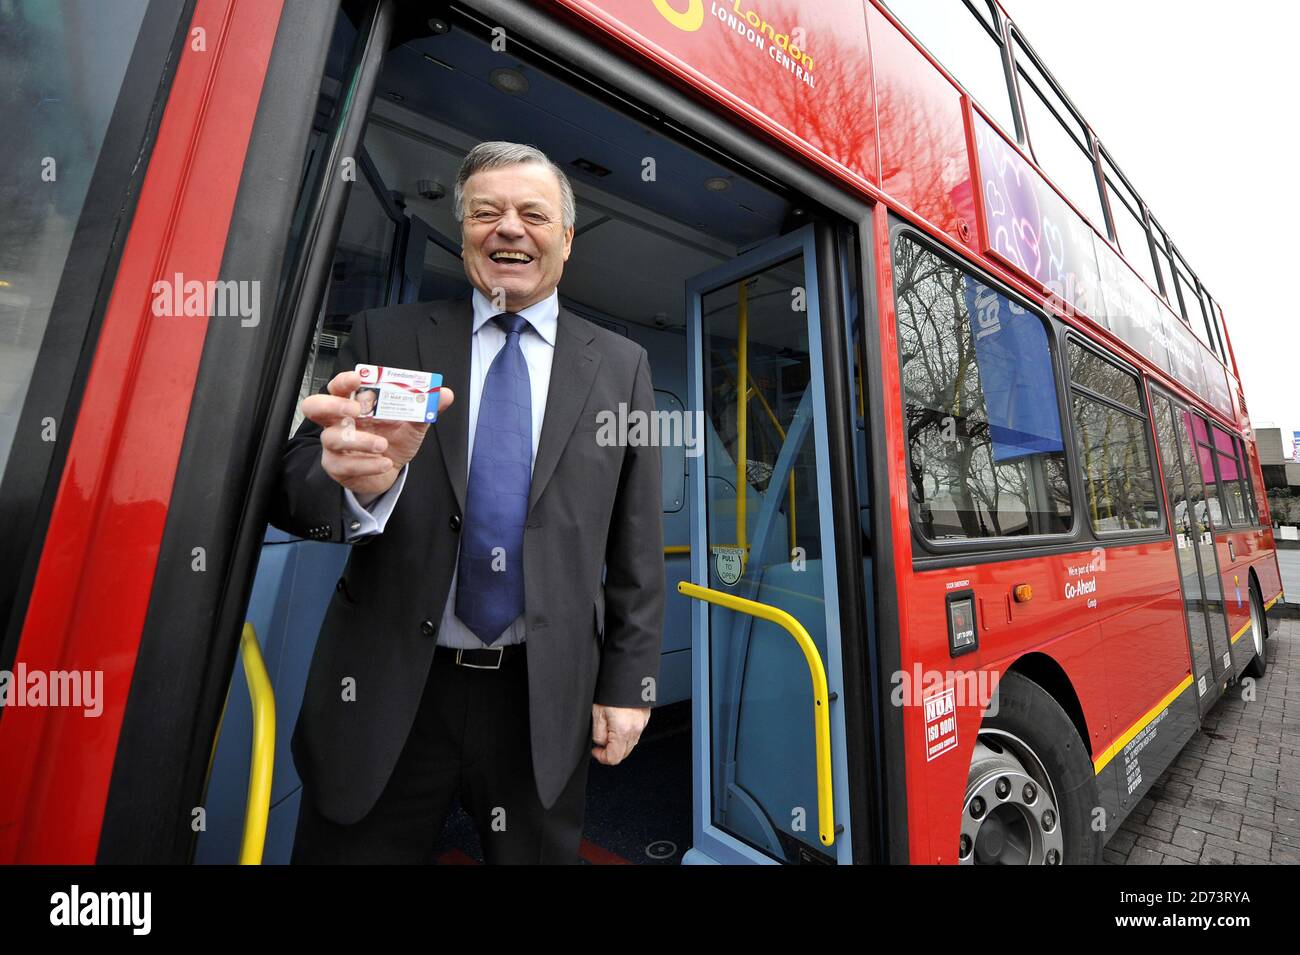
[353,364,443,423]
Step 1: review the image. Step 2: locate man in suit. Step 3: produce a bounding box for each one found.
[271,141,665,864]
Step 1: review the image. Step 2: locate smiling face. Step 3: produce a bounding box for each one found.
[460,162,574,311]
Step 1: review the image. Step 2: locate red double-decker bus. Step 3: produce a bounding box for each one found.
[0,0,1283,865]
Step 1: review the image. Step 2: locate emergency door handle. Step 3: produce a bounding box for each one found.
[677,581,835,846]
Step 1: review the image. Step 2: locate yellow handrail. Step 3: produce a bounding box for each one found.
[239,623,276,865]
[677,581,835,846]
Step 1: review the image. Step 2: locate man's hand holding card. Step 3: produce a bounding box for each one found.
[301,364,454,501]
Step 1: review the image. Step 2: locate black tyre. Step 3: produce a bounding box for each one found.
[1244,580,1268,679]
[959,671,1101,865]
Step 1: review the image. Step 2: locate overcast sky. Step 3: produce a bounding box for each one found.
[1004,0,1298,451]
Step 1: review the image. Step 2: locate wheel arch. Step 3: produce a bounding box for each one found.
[1248,566,1268,639]
[1002,653,1092,757]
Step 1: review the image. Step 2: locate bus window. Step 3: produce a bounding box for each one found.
[1011,33,1106,229]
[894,235,1072,541]
[0,0,151,480]
[1201,287,1227,360]
[1188,414,1224,529]
[883,0,1018,135]
[1211,425,1246,526]
[1174,259,1213,353]
[1238,436,1259,525]
[1148,220,1178,306]
[1066,343,1160,533]
[1100,152,1160,293]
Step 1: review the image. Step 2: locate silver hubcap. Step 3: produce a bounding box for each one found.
[960,729,1064,865]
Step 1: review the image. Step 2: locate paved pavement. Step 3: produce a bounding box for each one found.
[1105,618,1300,864]
[1275,549,1299,606]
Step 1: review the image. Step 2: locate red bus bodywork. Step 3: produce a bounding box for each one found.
[554,0,1282,863]
[0,0,1282,863]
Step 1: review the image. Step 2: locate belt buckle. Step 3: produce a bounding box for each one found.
[456,646,503,670]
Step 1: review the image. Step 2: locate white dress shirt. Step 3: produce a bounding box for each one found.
[341,288,558,647]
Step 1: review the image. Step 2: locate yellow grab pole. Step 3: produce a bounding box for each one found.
[678,581,835,846]
[238,623,276,865]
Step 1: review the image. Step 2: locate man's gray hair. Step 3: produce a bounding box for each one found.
[454,141,576,229]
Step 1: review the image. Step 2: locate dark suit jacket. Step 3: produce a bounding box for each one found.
[269,297,665,823]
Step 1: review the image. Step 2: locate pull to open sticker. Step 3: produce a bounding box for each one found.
[712,546,745,586]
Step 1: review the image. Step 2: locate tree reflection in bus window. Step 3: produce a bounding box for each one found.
[894,236,1072,541]
[1069,396,1160,532]
[883,0,1017,136]
[1067,341,1140,409]
[1066,345,1159,532]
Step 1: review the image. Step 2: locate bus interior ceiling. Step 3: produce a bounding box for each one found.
[201,20,807,864]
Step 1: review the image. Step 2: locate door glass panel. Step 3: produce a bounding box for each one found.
[1177,409,1230,677]
[699,251,834,862]
[0,0,151,481]
[292,172,398,433]
[1152,395,1215,699]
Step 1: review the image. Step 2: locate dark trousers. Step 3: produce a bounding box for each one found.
[291,646,591,864]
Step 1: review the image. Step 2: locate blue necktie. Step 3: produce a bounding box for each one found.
[455,313,533,644]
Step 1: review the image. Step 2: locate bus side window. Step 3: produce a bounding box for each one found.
[1065,342,1161,534]
[893,235,1073,542]
[1210,424,1247,527]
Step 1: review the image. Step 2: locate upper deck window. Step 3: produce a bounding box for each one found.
[1148,220,1179,307]
[1101,153,1160,293]
[1011,34,1106,229]
[1210,298,1232,366]
[1200,288,1227,359]
[884,0,1018,135]
[1173,256,1215,355]
[894,235,1073,542]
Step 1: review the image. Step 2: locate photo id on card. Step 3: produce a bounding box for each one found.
[353,364,443,423]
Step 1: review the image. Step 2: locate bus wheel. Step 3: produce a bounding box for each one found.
[958,672,1100,865]
[1244,582,1268,679]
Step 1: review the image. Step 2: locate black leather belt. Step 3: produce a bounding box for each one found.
[434,643,525,670]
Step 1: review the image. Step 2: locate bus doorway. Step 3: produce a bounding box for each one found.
[200,7,866,864]
[679,226,857,864]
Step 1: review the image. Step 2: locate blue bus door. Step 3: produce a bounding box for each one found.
[681,226,853,864]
